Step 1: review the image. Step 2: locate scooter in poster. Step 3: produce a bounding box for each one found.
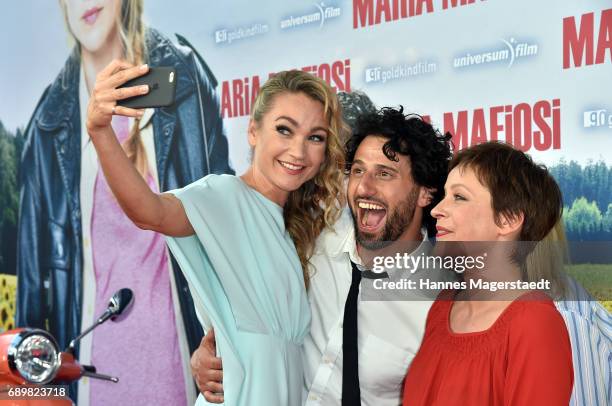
[0,288,134,405]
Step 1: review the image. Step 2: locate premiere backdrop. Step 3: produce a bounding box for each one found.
[1,0,611,328]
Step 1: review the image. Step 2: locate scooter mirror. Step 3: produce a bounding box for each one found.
[66,288,134,353]
[107,288,134,321]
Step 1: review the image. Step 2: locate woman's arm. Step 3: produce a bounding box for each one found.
[86,59,193,237]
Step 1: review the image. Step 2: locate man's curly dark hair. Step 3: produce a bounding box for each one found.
[345,106,454,236]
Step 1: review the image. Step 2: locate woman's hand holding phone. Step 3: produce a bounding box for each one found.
[84,59,194,238]
[86,59,149,139]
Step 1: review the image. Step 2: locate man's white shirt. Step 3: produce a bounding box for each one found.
[303,209,437,406]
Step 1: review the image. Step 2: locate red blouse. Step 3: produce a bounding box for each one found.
[402,291,573,406]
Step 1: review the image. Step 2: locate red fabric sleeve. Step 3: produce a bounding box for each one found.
[504,301,574,405]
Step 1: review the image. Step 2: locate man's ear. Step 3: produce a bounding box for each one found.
[247,119,258,148]
[417,187,436,208]
[497,212,524,238]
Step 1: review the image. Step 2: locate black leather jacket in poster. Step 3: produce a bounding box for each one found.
[16,28,233,362]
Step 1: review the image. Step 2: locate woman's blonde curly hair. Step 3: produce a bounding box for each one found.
[251,70,348,288]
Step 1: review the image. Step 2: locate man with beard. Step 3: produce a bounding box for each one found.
[192,106,453,405]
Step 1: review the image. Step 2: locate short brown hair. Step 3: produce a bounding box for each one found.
[449,142,562,242]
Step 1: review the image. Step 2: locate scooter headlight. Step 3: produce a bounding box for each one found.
[8,330,60,384]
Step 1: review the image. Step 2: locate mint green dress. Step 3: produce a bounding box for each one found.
[165,175,310,406]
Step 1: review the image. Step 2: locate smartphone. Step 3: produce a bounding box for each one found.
[117,66,177,109]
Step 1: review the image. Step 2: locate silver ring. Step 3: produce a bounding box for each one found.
[111,106,116,115]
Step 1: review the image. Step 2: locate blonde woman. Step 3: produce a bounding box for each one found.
[17,0,232,404]
[86,68,346,405]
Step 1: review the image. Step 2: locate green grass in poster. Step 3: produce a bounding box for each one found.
[566,264,612,312]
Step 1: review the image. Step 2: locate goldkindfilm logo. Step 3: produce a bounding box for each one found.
[583,108,612,129]
[365,59,437,84]
[453,38,539,69]
[280,2,342,30]
[215,23,270,45]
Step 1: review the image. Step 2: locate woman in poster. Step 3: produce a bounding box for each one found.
[16,0,233,404]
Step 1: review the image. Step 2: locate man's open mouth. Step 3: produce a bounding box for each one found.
[356,199,387,232]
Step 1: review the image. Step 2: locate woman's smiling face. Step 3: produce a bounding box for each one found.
[248,91,328,205]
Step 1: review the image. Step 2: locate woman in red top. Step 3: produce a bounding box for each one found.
[402,142,573,405]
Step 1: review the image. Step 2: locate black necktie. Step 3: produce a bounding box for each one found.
[342,261,362,405]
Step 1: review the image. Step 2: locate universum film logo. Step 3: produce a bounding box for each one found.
[453,38,538,69]
[215,22,269,45]
[365,59,438,84]
[583,108,612,130]
[280,2,341,30]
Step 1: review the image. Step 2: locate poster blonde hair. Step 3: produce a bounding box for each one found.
[523,220,569,299]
